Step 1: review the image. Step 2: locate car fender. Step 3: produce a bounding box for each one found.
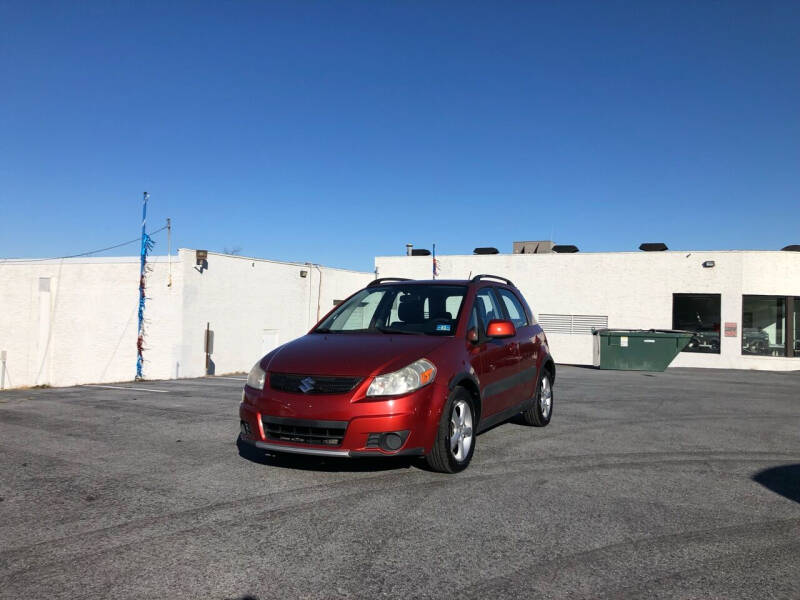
[446,371,483,422]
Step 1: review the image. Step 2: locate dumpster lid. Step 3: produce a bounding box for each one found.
[593,328,695,337]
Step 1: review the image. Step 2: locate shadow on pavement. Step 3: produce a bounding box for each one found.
[236,436,419,473]
[752,464,800,504]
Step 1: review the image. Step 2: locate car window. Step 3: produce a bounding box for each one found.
[332,289,387,330]
[474,288,503,335]
[497,288,528,328]
[467,306,478,333]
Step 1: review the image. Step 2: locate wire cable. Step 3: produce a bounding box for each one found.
[0,224,169,264]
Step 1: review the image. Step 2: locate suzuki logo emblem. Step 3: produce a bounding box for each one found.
[298,377,315,393]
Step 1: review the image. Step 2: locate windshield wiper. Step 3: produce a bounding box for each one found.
[374,326,425,336]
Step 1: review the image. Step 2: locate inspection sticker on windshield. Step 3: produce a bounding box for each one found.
[436,324,451,332]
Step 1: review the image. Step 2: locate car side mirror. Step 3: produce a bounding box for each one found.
[466,327,479,344]
[486,319,516,339]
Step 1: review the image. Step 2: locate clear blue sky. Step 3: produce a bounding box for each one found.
[2,1,798,271]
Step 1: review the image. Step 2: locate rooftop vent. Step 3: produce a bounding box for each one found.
[474,247,499,255]
[639,243,668,252]
[781,245,800,252]
[552,244,579,253]
[411,248,431,256]
[513,240,554,254]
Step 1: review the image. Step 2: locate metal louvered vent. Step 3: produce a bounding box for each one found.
[537,314,572,333]
[538,314,608,335]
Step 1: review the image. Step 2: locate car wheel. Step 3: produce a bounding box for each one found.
[426,387,476,473]
[522,371,553,427]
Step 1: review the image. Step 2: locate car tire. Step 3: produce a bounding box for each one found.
[522,371,553,427]
[426,387,476,473]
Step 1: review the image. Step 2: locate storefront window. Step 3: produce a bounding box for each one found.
[673,294,721,353]
[793,298,799,356]
[742,296,786,357]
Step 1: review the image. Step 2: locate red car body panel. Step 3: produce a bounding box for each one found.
[239,278,555,458]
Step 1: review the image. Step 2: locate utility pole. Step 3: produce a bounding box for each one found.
[167,217,172,287]
[136,192,150,380]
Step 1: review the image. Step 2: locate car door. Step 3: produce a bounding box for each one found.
[469,287,520,419]
[495,287,539,407]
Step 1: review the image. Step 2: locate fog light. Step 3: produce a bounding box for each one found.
[383,432,403,451]
[366,430,410,451]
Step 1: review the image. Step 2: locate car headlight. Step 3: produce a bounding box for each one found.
[246,362,266,390]
[366,358,436,397]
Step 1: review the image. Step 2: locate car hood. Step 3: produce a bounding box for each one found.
[263,333,449,377]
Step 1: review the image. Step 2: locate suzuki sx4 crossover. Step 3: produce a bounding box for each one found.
[239,275,555,473]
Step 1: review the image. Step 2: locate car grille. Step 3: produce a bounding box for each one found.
[261,416,347,446]
[269,373,362,394]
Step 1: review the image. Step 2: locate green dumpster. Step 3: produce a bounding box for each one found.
[592,329,694,372]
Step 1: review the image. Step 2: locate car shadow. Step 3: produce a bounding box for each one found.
[236,436,419,473]
[752,464,800,504]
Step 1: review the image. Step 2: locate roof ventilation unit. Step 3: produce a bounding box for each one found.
[552,244,579,253]
[473,247,499,255]
[411,248,431,256]
[639,243,668,252]
[513,240,554,254]
[781,245,800,252]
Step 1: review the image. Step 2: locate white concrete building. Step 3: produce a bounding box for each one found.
[2,244,797,390]
[375,249,800,371]
[0,249,372,388]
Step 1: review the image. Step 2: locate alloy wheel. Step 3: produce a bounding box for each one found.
[449,399,474,462]
[540,376,552,419]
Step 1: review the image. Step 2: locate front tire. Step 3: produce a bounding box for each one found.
[522,371,553,427]
[426,387,476,473]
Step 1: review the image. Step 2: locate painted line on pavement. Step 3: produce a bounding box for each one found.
[84,385,170,393]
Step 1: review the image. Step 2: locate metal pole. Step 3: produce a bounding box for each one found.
[136,192,149,380]
[166,217,172,287]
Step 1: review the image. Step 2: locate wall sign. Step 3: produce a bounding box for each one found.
[724,322,737,337]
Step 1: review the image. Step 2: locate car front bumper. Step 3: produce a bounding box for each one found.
[238,437,426,458]
[238,380,446,458]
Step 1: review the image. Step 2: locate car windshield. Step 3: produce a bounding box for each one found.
[314,284,467,336]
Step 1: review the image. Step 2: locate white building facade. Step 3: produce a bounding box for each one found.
[375,250,800,372]
[0,249,372,388]
[2,246,797,390]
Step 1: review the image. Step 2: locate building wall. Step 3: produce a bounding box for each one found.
[0,256,183,388]
[375,251,800,371]
[0,250,373,388]
[176,250,373,379]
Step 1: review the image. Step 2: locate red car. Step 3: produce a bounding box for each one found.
[239,275,555,472]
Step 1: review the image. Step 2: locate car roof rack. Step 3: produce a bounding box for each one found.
[367,277,412,287]
[470,274,515,286]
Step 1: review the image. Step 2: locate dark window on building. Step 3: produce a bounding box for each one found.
[742,295,798,357]
[673,294,721,354]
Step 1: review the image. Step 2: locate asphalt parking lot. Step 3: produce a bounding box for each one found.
[1,366,799,600]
